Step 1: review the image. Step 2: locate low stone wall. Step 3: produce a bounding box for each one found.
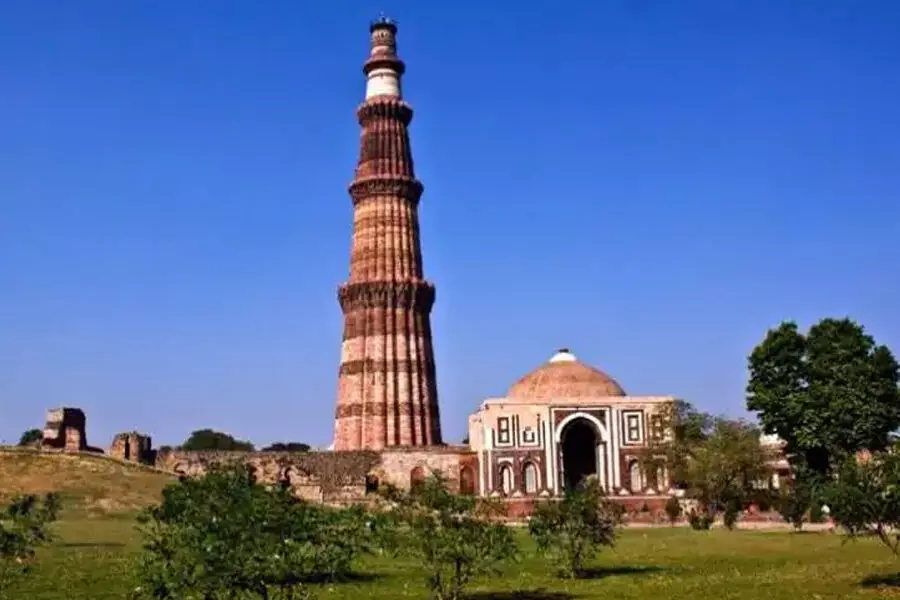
[155,446,475,503]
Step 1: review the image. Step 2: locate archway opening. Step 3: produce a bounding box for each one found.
[561,418,599,490]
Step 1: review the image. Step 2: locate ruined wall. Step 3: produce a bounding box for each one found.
[41,408,90,453]
[155,445,476,503]
[110,432,155,465]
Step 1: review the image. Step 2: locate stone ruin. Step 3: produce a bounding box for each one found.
[109,431,155,465]
[41,407,101,453]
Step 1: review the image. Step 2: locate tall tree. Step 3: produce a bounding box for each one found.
[747,318,900,476]
[180,429,254,452]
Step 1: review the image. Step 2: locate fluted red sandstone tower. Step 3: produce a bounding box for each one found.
[333,18,443,451]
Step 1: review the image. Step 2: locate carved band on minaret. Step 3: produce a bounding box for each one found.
[338,281,435,312]
[349,176,423,206]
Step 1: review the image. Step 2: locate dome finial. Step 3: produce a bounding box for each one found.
[549,348,576,363]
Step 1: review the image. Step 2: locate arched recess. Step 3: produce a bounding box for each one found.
[523,462,539,495]
[498,463,514,496]
[559,417,604,490]
[410,465,426,491]
[629,461,643,494]
[459,465,476,495]
[365,474,380,494]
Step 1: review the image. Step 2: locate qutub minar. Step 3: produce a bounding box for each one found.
[35,18,790,521]
[334,17,442,451]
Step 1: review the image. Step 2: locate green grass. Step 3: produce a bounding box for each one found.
[10,516,900,600]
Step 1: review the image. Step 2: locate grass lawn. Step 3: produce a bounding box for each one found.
[10,514,900,600]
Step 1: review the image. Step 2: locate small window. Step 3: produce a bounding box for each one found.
[497,417,511,445]
[522,426,536,444]
[523,463,538,494]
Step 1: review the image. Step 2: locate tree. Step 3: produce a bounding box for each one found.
[17,429,42,447]
[262,442,311,453]
[821,447,900,557]
[528,478,619,578]
[180,428,255,452]
[776,477,813,532]
[0,493,61,599]
[132,465,375,599]
[747,318,900,477]
[640,405,771,528]
[379,473,516,600]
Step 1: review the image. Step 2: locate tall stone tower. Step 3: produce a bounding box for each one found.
[333,18,443,451]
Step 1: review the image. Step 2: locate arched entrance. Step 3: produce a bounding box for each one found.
[560,418,600,490]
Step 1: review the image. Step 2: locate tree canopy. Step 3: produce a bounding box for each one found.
[639,402,771,526]
[262,442,311,453]
[17,429,42,447]
[747,318,900,476]
[180,429,255,452]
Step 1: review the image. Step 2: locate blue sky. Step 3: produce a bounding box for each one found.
[1,1,898,448]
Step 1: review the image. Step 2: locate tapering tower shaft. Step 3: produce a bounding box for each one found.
[333,18,443,451]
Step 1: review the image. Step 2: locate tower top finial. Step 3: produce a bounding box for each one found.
[370,14,397,33]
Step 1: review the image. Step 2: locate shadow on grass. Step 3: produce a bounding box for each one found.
[304,572,382,584]
[577,565,665,580]
[465,591,577,600]
[861,573,900,589]
[60,542,126,549]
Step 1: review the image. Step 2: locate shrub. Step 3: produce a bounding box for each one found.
[664,496,682,525]
[132,465,376,599]
[723,498,741,530]
[688,509,713,530]
[379,472,516,600]
[528,478,619,578]
[0,493,61,599]
[16,429,42,447]
[777,482,812,532]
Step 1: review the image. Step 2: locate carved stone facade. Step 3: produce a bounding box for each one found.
[333,18,442,451]
[468,349,677,512]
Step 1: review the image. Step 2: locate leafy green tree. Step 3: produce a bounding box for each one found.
[16,429,42,447]
[639,402,771,527]
[528,478,618,578]
[776,477,813,532]
[262,442,311,453]
[379,472,516,600]
[822,447,900,557]
[180,428,255,452]
[0,493,61,599]
[747,318,900,477]
[132,465,375,599]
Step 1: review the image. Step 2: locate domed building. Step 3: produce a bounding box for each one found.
[467,349,677,513]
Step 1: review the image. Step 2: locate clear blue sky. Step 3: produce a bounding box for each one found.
[2,1,898,448]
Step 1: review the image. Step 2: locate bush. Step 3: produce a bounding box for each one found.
[0,493,61,598]
[723,499,741,530]
[380,472,516,600]
[664,496,682,525]
[688,509,713,530]
[777,483,812,531]
[528,478,619,578]
[17,429,42,447]
[132,465,376,599]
